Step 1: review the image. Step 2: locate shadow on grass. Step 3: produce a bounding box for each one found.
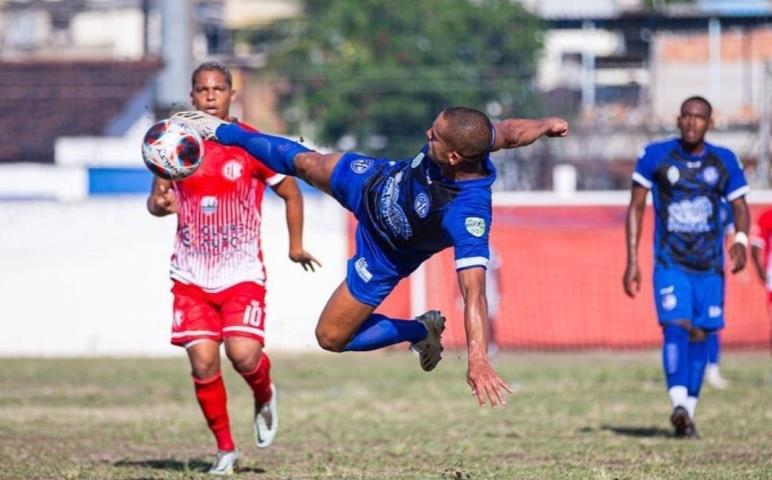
[600,425,673,438]
[114,458,266,475]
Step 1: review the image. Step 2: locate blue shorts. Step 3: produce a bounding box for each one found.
[653,265,725,330]
[329,152,402,307]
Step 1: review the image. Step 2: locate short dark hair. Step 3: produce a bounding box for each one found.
[681,96,712,116]
[191,61,233,89]
[441,107,493,159]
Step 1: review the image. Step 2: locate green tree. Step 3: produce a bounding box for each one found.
[267,0,544,157]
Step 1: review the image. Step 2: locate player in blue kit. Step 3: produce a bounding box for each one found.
[623,96,750,437]
[174,107,568,407]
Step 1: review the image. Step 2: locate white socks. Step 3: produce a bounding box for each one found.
[685,396,698,419]
[668,386,688,409]
[668,386,698,419]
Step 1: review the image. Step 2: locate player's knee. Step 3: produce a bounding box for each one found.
[228,352,259,373]
[294,152,321,178]
[315,326,346,352]
[191,359,220,379]
[225,345,262,373]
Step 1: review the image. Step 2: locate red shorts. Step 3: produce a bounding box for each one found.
[171,281,266,347]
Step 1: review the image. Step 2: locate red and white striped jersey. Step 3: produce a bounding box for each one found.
[169,122,284,292]
[752,208,772,292]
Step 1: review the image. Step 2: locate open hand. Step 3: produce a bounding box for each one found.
[290,249,322,272]
[467,359,513,408]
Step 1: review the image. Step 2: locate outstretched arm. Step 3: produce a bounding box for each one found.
[491,117,568,151]
[271,177,321,272]
[457,267,512,407]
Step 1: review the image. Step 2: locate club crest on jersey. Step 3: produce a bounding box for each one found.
[351,158,374,174]
[222,160,243,181]
[411,152,425,168]
[702,166,719,185]
[414,192,431,218]
[200,196,218,215]
[465,217,486,237]
[667,166,680,185]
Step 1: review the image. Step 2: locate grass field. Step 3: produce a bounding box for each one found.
[0,351,769,479]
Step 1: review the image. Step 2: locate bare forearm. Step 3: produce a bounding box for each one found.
[732,200,750,235]
[625,204,644,265]
[284,195,304,252]
[751,246,766,281]
[493,117,565,150]
[464,293,489,361]
[625,186,648,265]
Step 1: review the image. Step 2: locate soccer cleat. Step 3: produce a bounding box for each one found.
[410,310,446,372]
[171,110,228,141]
[705,365,729,389]
[207,450,239,476]
[254,384,278,448]
[670,406,698,439]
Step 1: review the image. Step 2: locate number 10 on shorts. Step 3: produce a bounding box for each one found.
[243,300,263,327]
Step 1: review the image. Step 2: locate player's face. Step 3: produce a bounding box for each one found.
[677,100,712,147]
[190,70,235,120]
[425,114,456,166]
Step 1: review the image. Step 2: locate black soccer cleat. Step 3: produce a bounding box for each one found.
[670,406,698,439]
[684,420,699,439]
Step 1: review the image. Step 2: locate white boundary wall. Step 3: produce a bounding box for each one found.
[3,189,771,357]
[0,195,346,356]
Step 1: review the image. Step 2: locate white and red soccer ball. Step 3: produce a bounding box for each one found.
[141,119,204,181]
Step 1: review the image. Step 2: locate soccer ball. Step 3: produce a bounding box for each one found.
[141,119,205,181]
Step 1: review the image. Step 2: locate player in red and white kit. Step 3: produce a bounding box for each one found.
[751,208,772,302]
[147,61,319,475]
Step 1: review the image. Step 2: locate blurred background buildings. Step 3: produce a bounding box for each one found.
[0,0,770,196]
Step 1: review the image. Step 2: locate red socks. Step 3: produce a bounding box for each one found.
[191,354,271,451]
[193,373,235,452]
[240,353,273,404]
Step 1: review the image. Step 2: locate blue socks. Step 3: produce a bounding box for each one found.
[707,331,720,365]
[687,338,709,397]
[343,314,428,352]
[216,123,313,176]
[663,324,689,389]
[663,323,708,414]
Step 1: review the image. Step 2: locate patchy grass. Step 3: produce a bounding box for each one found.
[0,351,769,479]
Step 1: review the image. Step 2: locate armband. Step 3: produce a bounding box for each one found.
[733,231,749,247]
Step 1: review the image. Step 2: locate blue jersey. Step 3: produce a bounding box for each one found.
[633,138,748,273]
[330,145,494,306]
[363,146,494,272]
